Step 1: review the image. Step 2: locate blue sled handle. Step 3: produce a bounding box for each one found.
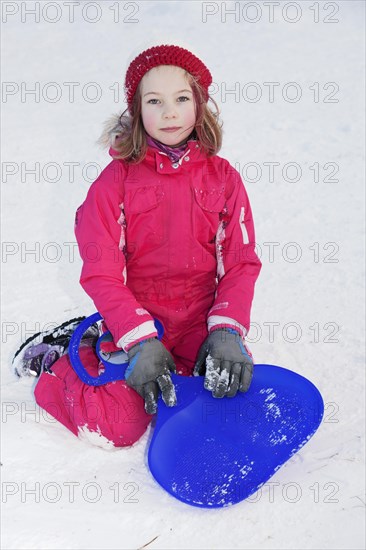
[68,312,164,386]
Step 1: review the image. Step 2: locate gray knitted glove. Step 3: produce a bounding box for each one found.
[126,338,177,415]
[193,328,253,398]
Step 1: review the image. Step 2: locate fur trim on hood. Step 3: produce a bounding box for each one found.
[97,112,129,149]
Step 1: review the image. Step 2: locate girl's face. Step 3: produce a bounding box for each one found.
[140,65,197,147]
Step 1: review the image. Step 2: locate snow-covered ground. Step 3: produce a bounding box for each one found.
[1,1,365,549]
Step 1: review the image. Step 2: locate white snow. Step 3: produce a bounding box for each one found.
[1,1,365,549]
[77,424,117,451]
[204,353,220,390]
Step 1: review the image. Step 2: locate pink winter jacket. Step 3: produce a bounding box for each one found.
[74,139,262,351]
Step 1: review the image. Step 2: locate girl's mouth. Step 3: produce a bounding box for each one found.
[160,127,181,132]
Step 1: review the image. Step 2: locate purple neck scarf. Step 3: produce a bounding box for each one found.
[146,133,193,163]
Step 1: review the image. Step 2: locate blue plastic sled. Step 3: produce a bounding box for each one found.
[69,313,324,508]
[148,367,324,508]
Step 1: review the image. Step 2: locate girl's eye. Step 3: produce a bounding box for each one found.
[147,95,190,105]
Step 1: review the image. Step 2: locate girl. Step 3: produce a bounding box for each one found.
[15,44,262,448]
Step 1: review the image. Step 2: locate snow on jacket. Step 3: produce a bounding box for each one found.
[74,138,262,351]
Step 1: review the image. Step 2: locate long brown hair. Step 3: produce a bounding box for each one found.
[98,70,223,164]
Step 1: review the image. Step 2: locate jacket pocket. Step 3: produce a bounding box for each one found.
[193,185,226,251]
[193,185,226,213]
[125,184,165,213]
[124,185,166,252]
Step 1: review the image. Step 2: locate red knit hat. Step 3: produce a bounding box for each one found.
[124,44,212,113]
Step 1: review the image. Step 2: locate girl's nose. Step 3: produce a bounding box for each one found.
[162,103,178,118]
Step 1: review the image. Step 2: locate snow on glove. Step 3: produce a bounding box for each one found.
[193,328,253,398]
[126,337,177,415]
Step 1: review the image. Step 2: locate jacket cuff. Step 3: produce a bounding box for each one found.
[116,321,158,352]
[207,315,248,339]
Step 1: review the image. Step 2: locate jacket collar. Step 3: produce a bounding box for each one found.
[145,139,206,174]
[109,139,206,174]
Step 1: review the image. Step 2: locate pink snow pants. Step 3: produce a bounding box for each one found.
[34,311,209,448]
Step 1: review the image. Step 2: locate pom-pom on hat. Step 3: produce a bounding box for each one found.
[124,44,212,113]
